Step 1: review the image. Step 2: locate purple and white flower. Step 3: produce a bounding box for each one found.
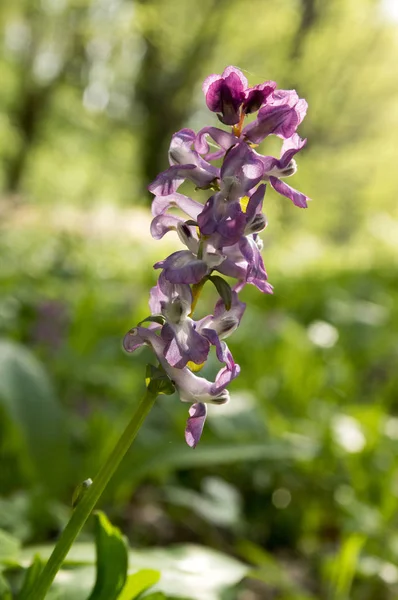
[148,129,219,196]
[123,325,240,446]
[125,65,310,447]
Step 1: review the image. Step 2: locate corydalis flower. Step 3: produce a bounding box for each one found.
[124,65,310,447]
[203,66,276,126]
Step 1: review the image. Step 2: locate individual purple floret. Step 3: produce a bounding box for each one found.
[202,66,248,126]
[149,273,210,368]
[123,326,240,447]
[124,65,310,447]
[148,129,219,196]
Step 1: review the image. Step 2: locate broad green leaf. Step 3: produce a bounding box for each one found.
[18,554,44,599]
[87,511,128,600]
[0,340,67,491]
[126,544,248,600]
[0,528,20,564]
[117,569,160,600]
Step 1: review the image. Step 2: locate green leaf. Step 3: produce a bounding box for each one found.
[208,276,232,310]
[18,554,44,599]
[88,512,129,600]
[126,544,248,600]
[138,316,166,327]
[238,540,315,597]
[124,438,317,482]
[326,534,366,600]
[145,364,175,396]
[0,528,20,564]
[20,543,248,600]
[0,339,67,492]
[117,569,160,600]
[45,566,95,600]
[0,573,12,600]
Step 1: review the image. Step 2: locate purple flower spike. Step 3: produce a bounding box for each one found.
[185,403,207,448]
[202,66,248,125]
[124,66,311,447]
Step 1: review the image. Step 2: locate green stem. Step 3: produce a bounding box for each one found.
[27,389,158,600]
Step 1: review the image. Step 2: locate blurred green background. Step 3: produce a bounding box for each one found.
[1,0,398,598]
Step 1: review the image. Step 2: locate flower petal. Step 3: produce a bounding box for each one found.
[278,134,307,169]
[185,403,207,448]
[203,66,247,126]
[154,250,209,284]
[269,176,309,208]
[151,193,203,219]
[220,143,264,200]
[150,213,183,240]
[149,272,192,316]
[245,183,266,224]
[243,80,276,114]
[198,291,246,339]
[194,126,238,156]
[148,164,196,196]
[162,321,210,368]
[242,91,307,143]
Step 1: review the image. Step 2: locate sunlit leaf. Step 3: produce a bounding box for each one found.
[0,340,67,492]
[87,512,128,600]
[20,542,248,600]
[18,554,44,599]
[117,569,160,600]
[0,528,20,564]
[0,573,12,600]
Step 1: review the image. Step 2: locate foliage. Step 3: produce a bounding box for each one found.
[1,0,398,598]
[0,512,247,599]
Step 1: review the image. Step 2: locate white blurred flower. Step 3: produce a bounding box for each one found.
[332,415,366,453]
[307,320,339,348]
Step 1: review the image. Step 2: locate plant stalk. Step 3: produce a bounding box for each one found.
[27,389,158,600]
